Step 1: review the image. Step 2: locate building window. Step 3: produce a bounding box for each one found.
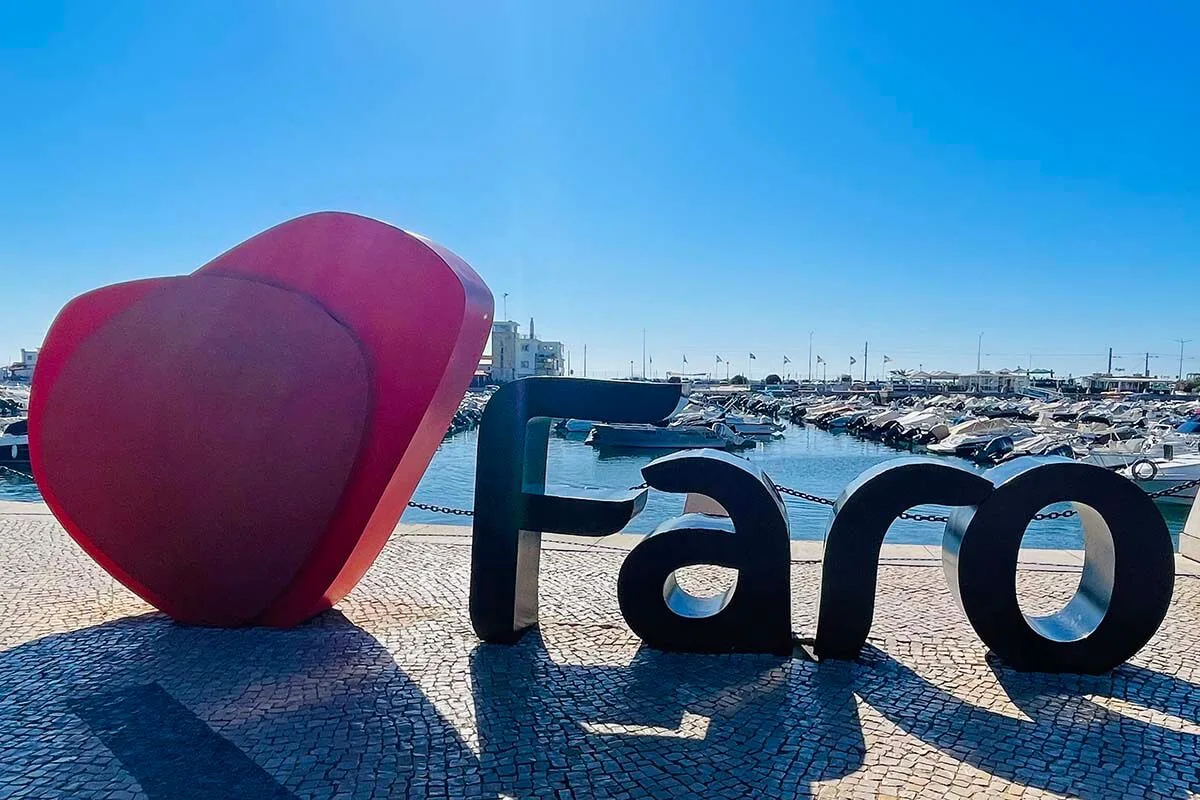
[522,344,530,352]
[521,360,529,368]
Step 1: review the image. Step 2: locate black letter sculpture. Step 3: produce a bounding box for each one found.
[470,377,682,644]
[815,458,992,659]
[944,458,1174,674]
[617,449,793,655]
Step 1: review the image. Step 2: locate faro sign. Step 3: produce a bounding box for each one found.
[469,377,1175,676]
[28,213,1175,676]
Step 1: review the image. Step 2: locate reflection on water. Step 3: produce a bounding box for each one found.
[0,469,40,502]
[1,425,1187,549]
[406,424,1189,550]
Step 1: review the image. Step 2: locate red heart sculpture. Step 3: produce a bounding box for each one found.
[30,212,493,626]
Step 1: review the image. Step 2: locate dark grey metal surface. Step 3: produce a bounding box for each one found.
[617,449,793,655]
[815,458,992,660]
[944,457,1175,674]
[469,377,682,644]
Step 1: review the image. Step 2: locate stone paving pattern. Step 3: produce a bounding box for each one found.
[2,513,1200,798]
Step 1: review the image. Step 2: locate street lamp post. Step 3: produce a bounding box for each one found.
[808,331,813,382]
[1176,339,1193,381]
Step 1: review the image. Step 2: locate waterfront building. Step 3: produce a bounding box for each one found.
[906,369,1031,393]
[489,318,564,383]
[4,349,37,382]
[1081,374,1175,394]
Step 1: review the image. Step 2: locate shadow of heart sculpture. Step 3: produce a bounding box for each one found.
[29,212,493,627]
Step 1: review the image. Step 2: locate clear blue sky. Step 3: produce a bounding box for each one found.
[3,1,1199,380]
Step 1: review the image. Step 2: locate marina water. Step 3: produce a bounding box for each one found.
[1,424,1188,548]
[404,423,1189,549]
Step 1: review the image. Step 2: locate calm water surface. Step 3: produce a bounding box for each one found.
[406,423,1189,550]
[1,424,1188,549]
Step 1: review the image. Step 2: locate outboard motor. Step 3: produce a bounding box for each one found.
[974,435,1015,465]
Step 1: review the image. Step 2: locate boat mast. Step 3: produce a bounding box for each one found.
[642,329,647,379]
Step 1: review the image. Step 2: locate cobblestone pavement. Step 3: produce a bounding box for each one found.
[2,515,1200,799]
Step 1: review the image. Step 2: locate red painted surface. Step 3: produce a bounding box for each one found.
[30,212,493,626]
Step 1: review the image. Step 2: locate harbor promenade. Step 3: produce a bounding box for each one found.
[3,502,1200,798]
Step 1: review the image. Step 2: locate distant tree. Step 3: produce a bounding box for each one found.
[764,373,782,385]
[730,374,749,385]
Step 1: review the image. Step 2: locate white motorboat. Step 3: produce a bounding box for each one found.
[1122,451,1200,506]
[721,414,784,437]
[0,418,28,467]
[886,409,948,442]
[585,422,749,450]
[1079,417,1200,469]
[926,419,1030,456]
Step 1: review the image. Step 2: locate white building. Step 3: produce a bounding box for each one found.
[489,318,564,383]
[5,349,37,382]
[1082,374,1174,394]
[906,369,1031,393]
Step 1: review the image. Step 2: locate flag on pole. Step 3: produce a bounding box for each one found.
[749,353,757,360]
[682,354,688,364]
[783,356,791,364]
[849,356,857,365]
[716,355,723,363]
[816,355,825,364]
[883,355,893,363]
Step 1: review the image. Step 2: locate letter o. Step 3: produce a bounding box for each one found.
[944,458,1174,674]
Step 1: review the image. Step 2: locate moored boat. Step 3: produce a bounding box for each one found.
[0,418,29,467]
[586,422,749,450]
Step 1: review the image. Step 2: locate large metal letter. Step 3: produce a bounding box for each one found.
[944,458,1174,673]
[815,458,992,659]
[617,449,793,655]
[470,377,682,644]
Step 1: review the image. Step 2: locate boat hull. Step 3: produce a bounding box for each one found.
[1133,479,1198,505]
[586,424,737,450]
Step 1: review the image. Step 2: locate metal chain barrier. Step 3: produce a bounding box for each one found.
[400,476,1200,522]
[1146,476,1200,500]
[0,465,33,480]
[773,484,834,506]
[405,500,475,517]
[4,461,1195,521]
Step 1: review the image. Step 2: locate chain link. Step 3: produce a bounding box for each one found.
[8,459,1190,522]
[404,501,475,517]
[403,476,1200,522]
[773,484,835,506]
[1146,476,1200,499]
[899,511,952,523]
[0,464,33,481]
